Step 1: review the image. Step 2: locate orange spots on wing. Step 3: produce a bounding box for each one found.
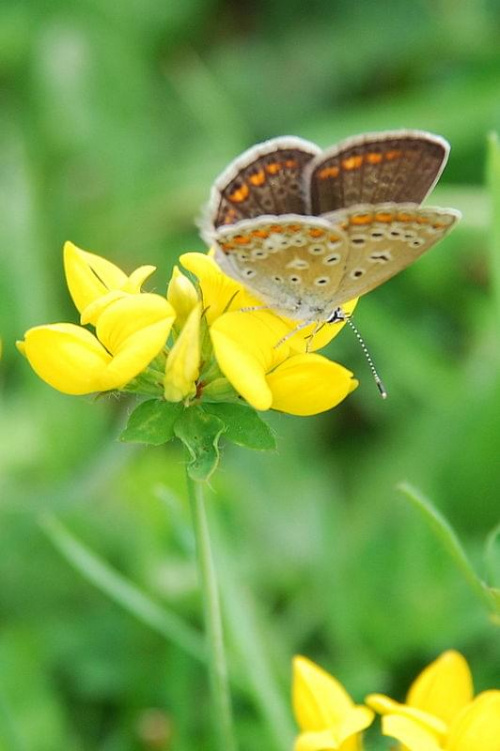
[220,242,234,254]
[269,224,285,233]
[432,221,446,229]
[342,155,363,170]
[309,228,326,238]
[251,229,270,239]
[233,235,251,245]
[366,152,383,164]
[416,216,430,224]
[385,149,403,161]
[318,165,340,179]
[249,170,266,186]
[396,212,414,222]
[284,159,298,168]
[374,212,394,223]
[266,162,282,175]
[288,224,302,232]
[228,183,250,203]
[350,214,372,226]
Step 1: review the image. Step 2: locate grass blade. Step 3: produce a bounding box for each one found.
[40,514,206,663]
[398,482,499,620]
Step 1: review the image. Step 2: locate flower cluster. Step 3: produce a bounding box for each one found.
[18,242,357,416]
[293,650,500,751]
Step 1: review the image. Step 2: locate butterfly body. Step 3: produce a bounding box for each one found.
[201,131,461,323]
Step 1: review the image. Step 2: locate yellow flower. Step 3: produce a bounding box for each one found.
[293,656,374,751]
[180,252,358,415]
[18,244,175,395]
[18,294,175,395]
[164,303,202,402]
[64,241,156,324]
[167,265,199,328]
[366,650,500,751]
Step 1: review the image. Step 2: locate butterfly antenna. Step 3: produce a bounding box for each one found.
[344,316,388,399]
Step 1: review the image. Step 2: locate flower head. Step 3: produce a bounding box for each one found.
[366,650,500,751]
[180,252,358,415]
[293,656,374,751]
[18,244,357,417]
[18,247,175,395]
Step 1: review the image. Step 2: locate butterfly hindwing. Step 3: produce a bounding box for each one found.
[213,215,349,320]
[323,203,461,307]
[307,130,450,215]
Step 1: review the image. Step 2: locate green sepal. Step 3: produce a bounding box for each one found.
[203,402,276,451]
[174,405,225,481]
[120,399,184,445]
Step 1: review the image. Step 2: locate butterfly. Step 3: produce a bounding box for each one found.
[200,130,461,325]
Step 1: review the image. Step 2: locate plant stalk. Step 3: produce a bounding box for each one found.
[186,467,237,751]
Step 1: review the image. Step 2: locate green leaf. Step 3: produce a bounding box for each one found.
[174,405,225,481]
[120,399,184,445]
[398,482,500,620]
[204,402,276,451]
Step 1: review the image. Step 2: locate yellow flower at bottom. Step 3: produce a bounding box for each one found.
[18,294,175,395]
[293,656,374,751]
[366,651,500,751]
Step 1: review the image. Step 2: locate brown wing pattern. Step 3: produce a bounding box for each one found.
[324,203,461,307]
[307,132,449,215]
[210,138,320,229]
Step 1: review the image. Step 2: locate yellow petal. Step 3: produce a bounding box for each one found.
[20,323,113,395]
[180,252,263,323]
[125,264,157,292]
[293,656,354,733]
[167,265,199,327]
[97,293,174,354]
[80,290,127,326]
[382,714,442,751]
[164,303,201,402]
[337,706,375,745]
[96,294,175,386]
[366,694,446,736]
[407,651,474,725]
[267,354,357,416]
[64,242,156,322]
[64,241,129,314]
[295,728,339,751]
[446,691,500,751]
[210,311,290,410]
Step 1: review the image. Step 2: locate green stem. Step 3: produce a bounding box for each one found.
[185,467,237,751]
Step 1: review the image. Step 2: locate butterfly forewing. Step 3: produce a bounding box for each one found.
[207,137,320,231]
[307,130,450,215]
[323,203,461,308]
[213,215,349,320]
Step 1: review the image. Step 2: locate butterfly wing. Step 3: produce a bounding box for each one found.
[201,137,320,241]
[306,130,450,214]
[213,215,349,320]
[322,202,461,308]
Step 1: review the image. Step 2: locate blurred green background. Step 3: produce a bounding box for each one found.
[1,0,500,749]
